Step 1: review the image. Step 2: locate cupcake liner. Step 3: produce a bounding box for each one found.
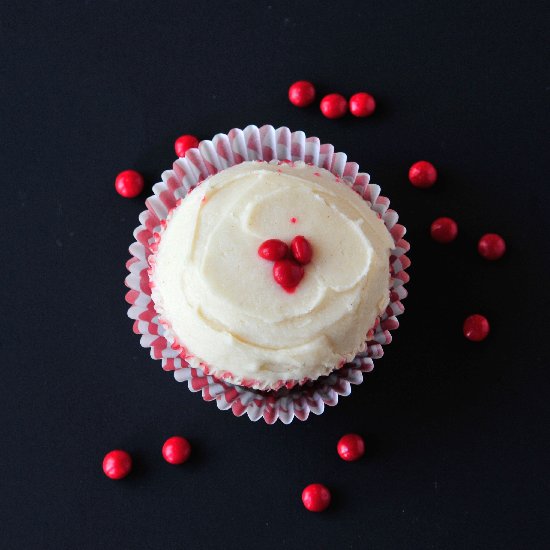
[125,124,410,424]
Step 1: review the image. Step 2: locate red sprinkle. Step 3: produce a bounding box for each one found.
[290,217,297,224]
[430,217,458,243]
[408,161,438,188]
[288,80,316,108]
[102,450,132,480]
[115,170,144,198]
[463,314,490,342]
[320,93,348,119]
[273,259,304,290]
[349,92,376,117]
[174,134,199,157]
[337,434,365,461]
[302,484,331,512]
[290,236,313,265]
[162,436,191,465]
[478,233,506,260]
[258,239,289,261]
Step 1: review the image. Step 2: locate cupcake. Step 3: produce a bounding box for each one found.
[126,125,409,422]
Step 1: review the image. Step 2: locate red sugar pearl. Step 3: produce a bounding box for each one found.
[288,80,316,107]
[258,239,289,261]
[463,314,490,342]
[174,134,199,157]
[349,92,376,117]
[478,233,506,260]
[320,93,348,119]
[302,484,331,512]
[162,436,191,465]
[115,170,144,198]
[337,434,365,461]
[102,450,132,480]
[273,259,304,290]
[408,161,438,188]
[290,235,313,265]
[430,217,458,243]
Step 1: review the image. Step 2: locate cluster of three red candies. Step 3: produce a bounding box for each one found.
[288,80,376,119]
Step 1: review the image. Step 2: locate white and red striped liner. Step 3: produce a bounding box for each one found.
[125,125,410,424]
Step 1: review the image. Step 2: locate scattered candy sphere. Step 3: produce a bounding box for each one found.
[337,433,365,461]
[102,450,132,480]
[430,217,458,243]
[478,233,506,260]
[162,436,191,465]
[273,259,304,290]
[258,239,289,261]
[408,161,438,188]
[320,93,348,119]
[349,92,376,117]
[174,134,199,157]
[115,170,144,198]
[302,483,331,512]
[290,236,313,265]
[463,314,490,342]
[288,80,316,108]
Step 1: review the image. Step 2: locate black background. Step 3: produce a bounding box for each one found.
[2,1,549,549]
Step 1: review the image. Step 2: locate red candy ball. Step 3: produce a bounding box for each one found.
[258,239,289,261]
[463,314,490,342]
[102,450,132,480]
[162,436,191,465]
[273,259,304,290]
[174,134,199,157]
[302,483,331,512]
[288,80,316,108]
[478,233,506,260]
[408,161,438,188]
[290,236,313,265]
[337,433,365,461]
[349,92,376,117]
[115,170,144,198]
[320,93,348,119]
[430,217,458,243]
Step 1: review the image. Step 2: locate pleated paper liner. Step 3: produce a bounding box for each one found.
[125,125,410,424]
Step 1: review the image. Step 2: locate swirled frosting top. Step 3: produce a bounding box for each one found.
[150,161,394,389]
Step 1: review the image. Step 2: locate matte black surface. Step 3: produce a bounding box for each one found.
[2,1,549,549]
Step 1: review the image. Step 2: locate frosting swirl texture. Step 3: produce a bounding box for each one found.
[151,161,394,389]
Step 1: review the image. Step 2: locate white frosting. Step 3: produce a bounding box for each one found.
[151,161,394,389]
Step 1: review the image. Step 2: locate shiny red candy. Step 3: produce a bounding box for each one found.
[408,161,438,188]
[174,134,199,157]
[430,217,458,243]
[463,314,490,342]
[302,483,331,512]
[115,170,144,198]
[288,80,316,107]
[320,93,348,119]
[258,239,289,261]
[478,233,506,260]
[102,450,132,479]
[349,92,376,117]
[273,259,304,290]
[162,436,191,465]
[337,433,365,461]
[290,236,313,264]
